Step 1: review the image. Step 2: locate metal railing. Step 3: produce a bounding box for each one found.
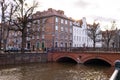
[47,47,120,53]
[110,60,120,80]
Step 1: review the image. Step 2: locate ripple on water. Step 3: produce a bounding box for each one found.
[0,63,113,80]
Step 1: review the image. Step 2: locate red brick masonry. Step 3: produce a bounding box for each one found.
[48,52,120,66]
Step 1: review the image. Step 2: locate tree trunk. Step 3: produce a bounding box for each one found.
[107,42,109,51]
[0,27,2,51]
[93,41,95,50]
[93,38,96,51]
[3,27,8,51]
[21,30,26,53]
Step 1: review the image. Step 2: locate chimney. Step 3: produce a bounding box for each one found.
[48,8,53,12]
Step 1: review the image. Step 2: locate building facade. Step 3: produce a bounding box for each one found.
[73,17,93,47]
[73,17,102,48]
[6,8,103,51]
[6,8,73,51]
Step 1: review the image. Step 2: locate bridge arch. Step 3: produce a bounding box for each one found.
[55,56,79,63]
[82,56,112,66]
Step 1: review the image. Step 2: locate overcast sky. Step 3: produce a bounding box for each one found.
[28,0,120,30]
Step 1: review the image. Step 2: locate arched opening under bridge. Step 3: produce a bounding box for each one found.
[56,57,77,63]
[84,59,111,66]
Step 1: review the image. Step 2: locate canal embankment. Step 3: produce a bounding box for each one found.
[0,53,47,65]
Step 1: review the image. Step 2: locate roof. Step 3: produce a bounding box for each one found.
[32,8,74,21]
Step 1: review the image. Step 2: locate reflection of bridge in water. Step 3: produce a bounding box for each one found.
[48,51,120,66]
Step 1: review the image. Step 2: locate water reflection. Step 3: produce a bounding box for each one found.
[0,63,114,80]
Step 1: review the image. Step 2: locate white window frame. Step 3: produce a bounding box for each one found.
[37,36,39,39]
[42,35,44,39]
[70,21,72,26]
[61,19,64,23]
[61,26,64,31]
[32,36,35,39]
[56,17,58,22]
[65,20,67,24]
[55,26,58,30]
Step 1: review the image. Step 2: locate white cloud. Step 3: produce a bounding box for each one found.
[35,0,120,29]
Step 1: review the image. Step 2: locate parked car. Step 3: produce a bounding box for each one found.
[5,47,20,52]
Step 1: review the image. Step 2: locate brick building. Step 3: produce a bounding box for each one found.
[6,8,103,52]
[26,8,74,51]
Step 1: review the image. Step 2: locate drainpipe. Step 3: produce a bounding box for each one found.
[110,60,120,80]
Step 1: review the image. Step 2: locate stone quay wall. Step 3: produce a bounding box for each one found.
[0,53,47,65]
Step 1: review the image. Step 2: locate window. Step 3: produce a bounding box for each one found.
[12,32,14,35]
[42,35,44,39]
[70,28,72,33]
[61,34,64,39]
[56,33,59,39]
[61,27,64,31]
[70,36,72,40]
[42,19,46,23]
[37,20,40,24]
[18,38,22,43]
[27,29,29,32]
[37,36,39,39]
[74,36,76,40]
[26,37,30,41]
[55,26,58,30]
[70,43,72,47]
[79,37,81,41]
[33,28,35,31]
[38,27,40,31]
[42,27,44,31]
[61,42,63,47]
[42,42,44,48]
[61,19,64,23]
[65,36,68,39]
[27,42,30,49]
[70,21,72,26]
[36,42,40,48]
[56,17,58,22]
[14,33,17,37]
[9,32,11,36]
[55,42,58,47]
[27,24,30,27]
[65,27,68,32]
[65,20,67,24]
[32,36,34,39]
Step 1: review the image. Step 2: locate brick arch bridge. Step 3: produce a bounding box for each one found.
[48,52,120,66]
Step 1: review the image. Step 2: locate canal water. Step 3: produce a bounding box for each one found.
[0,63,114,80]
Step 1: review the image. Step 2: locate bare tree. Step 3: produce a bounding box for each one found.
[0,0,18,52]
[87,22,101,50]
[12,0,38,53]
[0,0,9,51]
[102,21,117,50]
